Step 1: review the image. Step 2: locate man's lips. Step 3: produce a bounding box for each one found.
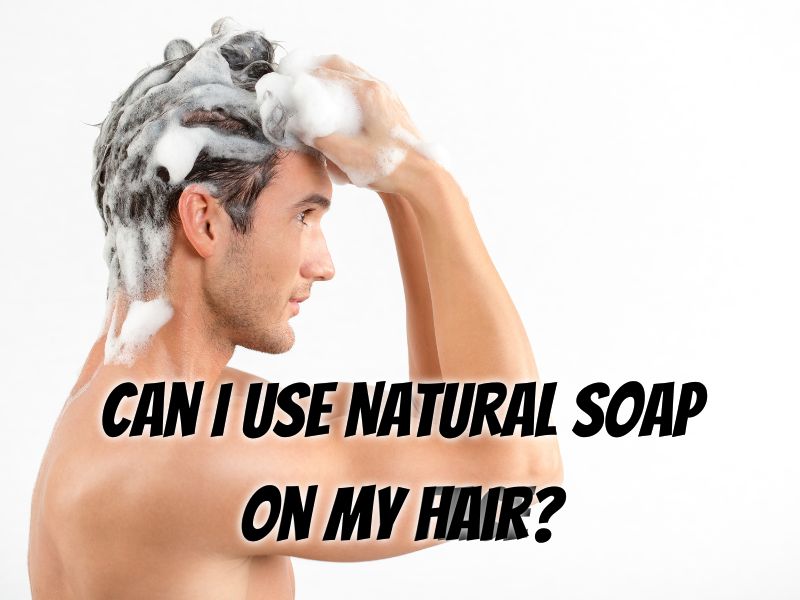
[289,296,308,315]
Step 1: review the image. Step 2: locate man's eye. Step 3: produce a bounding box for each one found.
[296,209,312,226]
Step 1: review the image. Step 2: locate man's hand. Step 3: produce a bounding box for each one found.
[304,55,432,193]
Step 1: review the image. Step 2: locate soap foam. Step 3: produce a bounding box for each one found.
[345,146,408,188]
[104,298,174,365]
[93,19,280,364]
[276,48,322,77]
[390,124,452,173]
[256,50,450,187]
[256,49,362,150]
[152,122,214,184]
[93,19,452,365]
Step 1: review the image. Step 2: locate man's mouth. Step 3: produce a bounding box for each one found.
[288,295,308,315]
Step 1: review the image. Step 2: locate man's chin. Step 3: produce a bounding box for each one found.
[238,324,295,355]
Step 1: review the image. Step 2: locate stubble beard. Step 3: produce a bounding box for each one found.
[206,277,296,355]
[205,237,296,356]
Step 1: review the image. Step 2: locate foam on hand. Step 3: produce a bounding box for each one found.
[340,146,407,188]
[255,49,362,149]
[256,49,450,188]
[390,125,451,169]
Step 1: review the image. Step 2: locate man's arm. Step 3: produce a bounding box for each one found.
[168,159,561,563]
[308,54,539,383]
[379,191,442,382]
[321,191,440,421]
[171,56,562,562]
[391,160,539,383]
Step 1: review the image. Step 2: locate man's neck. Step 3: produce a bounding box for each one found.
[76,293,235,397]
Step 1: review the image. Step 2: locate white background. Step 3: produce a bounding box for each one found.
[2,0,799,597]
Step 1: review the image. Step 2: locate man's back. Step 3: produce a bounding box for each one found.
[28,363,295,600]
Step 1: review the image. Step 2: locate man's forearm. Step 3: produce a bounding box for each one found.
[394,156,539,385]
[379,191,442,382]
[390,156,559,485]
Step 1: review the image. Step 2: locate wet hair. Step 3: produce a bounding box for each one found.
[93,27,282,236]
[162,112,286,234]
[91,19,286,300]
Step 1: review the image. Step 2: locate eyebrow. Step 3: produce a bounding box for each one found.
[293,193,331,212]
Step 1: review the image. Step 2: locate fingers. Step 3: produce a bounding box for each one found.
[311,66,385,109]
[314,67,389,115]
[307,131,351,155]
[309,65,363,86]
[276,49,374,82]
[324,160,352,185]
[317,54,376,81]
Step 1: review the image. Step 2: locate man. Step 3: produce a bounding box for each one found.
[28,19,563,599]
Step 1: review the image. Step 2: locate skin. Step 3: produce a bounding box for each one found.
[28,56,563,599]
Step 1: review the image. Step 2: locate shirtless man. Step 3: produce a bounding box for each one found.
[29,21,563,599]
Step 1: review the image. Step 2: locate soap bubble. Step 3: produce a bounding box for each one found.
[92,19,283,364]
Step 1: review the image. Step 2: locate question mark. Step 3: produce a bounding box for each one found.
[534,486,567,543]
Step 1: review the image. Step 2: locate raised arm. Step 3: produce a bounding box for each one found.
[173,55,563,564]
[391,161,539,382]
[311,191,441,422]
[310,56,539,385]
[379,191,442,383]
[305,51,562,510]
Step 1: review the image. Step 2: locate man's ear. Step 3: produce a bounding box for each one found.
[176,184,228,258]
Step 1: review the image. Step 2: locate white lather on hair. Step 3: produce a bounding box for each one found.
[95,17,278,364]
[94,17,450,364]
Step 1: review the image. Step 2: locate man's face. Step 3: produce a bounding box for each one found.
[204,150,335,354]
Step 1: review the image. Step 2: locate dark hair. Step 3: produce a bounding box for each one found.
[92,29,284,237]
[163,109,287,234]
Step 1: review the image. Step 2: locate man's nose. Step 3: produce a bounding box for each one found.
[301,231,335,282]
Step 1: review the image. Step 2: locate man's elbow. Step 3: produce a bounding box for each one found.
[473,436,564,488]
[527,438,564,488]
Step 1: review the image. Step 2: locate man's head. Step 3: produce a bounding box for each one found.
[93,18,335,358]
[171,149,335,355]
